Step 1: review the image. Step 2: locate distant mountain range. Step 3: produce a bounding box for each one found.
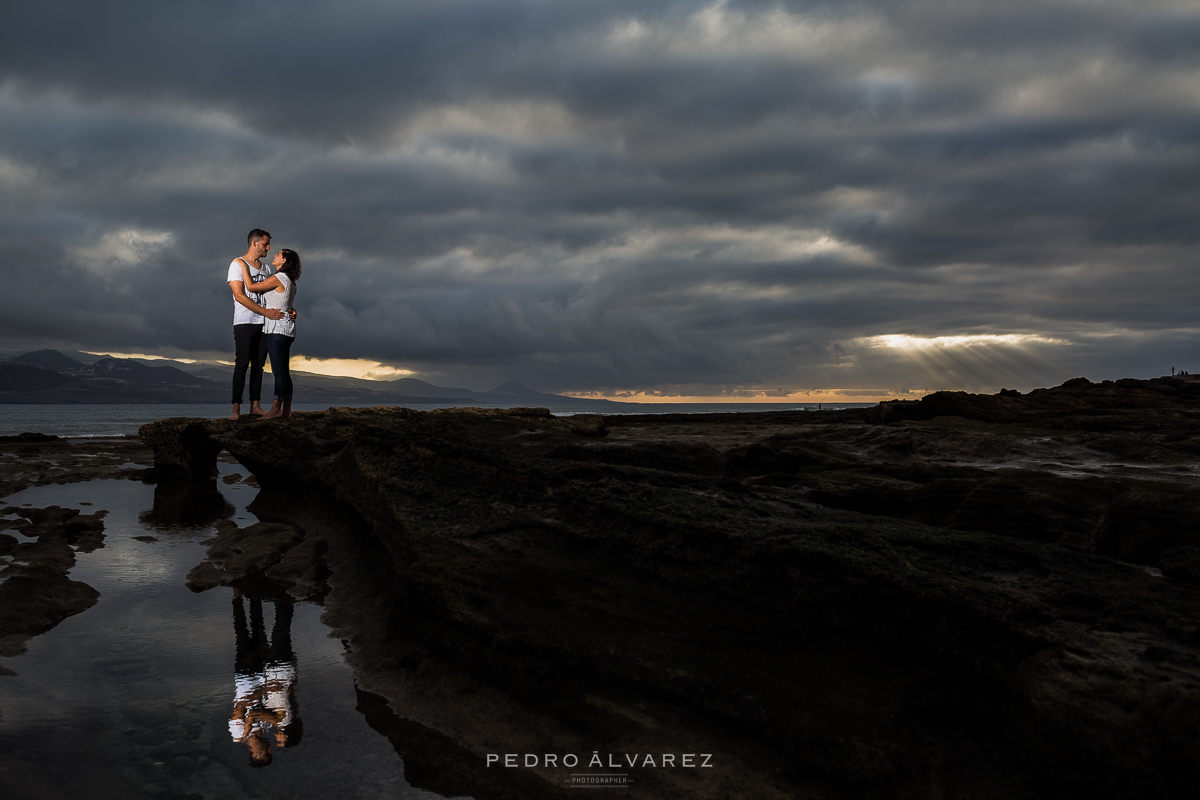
[0,349,609,407]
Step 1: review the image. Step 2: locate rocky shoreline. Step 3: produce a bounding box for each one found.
[3,381,1200,797]
[127,377,1200,799]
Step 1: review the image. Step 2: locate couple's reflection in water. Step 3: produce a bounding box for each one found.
[229,589,302,767]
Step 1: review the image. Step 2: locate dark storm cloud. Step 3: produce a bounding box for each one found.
[2,0,1198,395]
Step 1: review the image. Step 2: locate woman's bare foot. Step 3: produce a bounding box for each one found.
[249,403,268,417]
[259,409,284,420]
[228,403,242,421]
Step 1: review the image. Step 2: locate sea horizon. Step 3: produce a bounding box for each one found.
[0,401,878,439]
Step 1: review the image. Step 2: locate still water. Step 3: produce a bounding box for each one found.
[0,465,463,800]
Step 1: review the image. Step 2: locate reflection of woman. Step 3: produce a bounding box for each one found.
[237,249,301,420]
[230,591,301,767]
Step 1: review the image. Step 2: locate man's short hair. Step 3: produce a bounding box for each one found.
[247,228,272,246]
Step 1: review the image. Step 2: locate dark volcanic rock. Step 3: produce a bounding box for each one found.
[186,521,300,590]
[0,438,151,673]
[4,506,109,571]
[0,506,107,661]
[0,570,100,658]
[140,388,1200,799]
[863,375,1200,426]
[0,435,154,499]
[185,518,326,601]
[138,419,225,484]
[1160,546,1200,584]
[700,378,1200,573]
[0,432,60,443]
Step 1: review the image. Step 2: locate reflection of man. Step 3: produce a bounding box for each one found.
[230,591,301,767]
[228,229,285,421]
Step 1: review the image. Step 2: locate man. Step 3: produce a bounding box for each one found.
[228,228,285,421]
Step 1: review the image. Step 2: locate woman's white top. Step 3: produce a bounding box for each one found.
[263,272,296,337]
[264,662,297,727]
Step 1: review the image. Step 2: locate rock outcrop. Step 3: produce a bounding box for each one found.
[0,505,107,665]
[0,433,154,498]
[140,384,1200,799]
[185,519,326,601]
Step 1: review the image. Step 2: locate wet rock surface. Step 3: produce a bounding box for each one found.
[186,519,327,601]
[0,437,153,673]
[139,383,1200,799]
[0,505,108,660]
[0,434,154,498]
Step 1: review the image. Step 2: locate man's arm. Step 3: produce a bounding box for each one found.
[230,281,285,320]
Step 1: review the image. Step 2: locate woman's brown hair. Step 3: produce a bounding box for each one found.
[278,249,302,282]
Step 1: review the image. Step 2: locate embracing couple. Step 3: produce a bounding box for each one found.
[227,228,301,421]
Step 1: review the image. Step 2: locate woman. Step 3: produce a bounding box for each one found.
[229,591,302,768]
[238,249,300,419]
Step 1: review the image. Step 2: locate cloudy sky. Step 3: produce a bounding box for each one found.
[2,0,1197,400]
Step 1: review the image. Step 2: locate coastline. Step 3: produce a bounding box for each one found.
[137,380,1200,798]
[6,380,1200,798]
[0,402,873,439]
[0,433,154,499]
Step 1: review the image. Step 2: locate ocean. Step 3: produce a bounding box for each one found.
[0,401,876,438]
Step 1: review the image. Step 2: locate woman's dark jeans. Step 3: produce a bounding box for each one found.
[232,324,268,404]
[266,333,295,400]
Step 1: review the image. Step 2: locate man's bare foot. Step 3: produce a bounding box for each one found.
[228,404,242,421]
[249,404,267,417]
[259,410,284,420]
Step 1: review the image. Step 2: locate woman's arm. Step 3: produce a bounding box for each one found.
[230,281,284,319]
[238,259,283,293]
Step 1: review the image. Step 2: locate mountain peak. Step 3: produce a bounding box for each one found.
[12,350,85,372]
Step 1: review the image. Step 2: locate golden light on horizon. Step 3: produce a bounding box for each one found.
[289,356,414,381]
[564,389,921,404]
[84,351,202,364]
[86,333,1067,402]
[84,351,415,381]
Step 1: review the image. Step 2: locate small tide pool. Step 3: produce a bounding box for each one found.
[0,464,466,800]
